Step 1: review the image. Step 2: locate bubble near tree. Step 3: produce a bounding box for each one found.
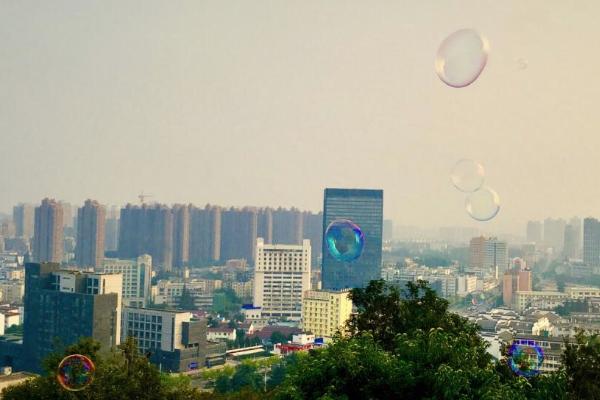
[325,219,365,262]
[508,341,544,378]
[465,186,500,221]
[450,159,485,193]
[57,354,95,391]
[435,29,489,88]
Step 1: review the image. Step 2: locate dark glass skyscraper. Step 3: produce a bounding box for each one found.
[322,188,383,290]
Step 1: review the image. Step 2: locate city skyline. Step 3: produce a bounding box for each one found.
[4,2,600,234]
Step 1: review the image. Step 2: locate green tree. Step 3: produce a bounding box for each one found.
[230,364,261,392]
[212,289,242,318]
[274,280,525,400]
[269,331,289,345]
[179,285,196,310]
[4,324,23,335]
[2,337,203,400]
[563,331,600,399]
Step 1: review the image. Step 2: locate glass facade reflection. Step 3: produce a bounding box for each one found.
[322,188,383,290]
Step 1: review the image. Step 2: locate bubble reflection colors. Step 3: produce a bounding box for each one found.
[465,187,500,221]
[450,159,485,193]
[325,219,365,262]
[508,341,544,378]
[435,29,489,88]
[57,354,95,392]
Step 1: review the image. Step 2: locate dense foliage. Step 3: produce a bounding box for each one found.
[7,280,600,399]
[2,337,201,400]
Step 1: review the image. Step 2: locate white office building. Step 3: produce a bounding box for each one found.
[253,238,311,320]
[97,255,152,307]
[121,307,191,353]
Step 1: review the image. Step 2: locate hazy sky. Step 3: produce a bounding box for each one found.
[2,1,599,235]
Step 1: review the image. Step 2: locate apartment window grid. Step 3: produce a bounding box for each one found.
[126,312,164,352]
[86,278,100,295]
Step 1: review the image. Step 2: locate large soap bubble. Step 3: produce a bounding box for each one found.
[57,354,95,391]
[451,159,485,193]
[465,186,500,221]
[325,219,365,262]
[508,341,544,378]
[436,29,489,88]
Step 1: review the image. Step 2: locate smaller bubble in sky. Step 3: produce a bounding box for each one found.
[517,57,528,70]
[57,354,95,392]
[450,159,485,193]
[435,29,489,88]
[465,186,500,221]
[325,219,365,262]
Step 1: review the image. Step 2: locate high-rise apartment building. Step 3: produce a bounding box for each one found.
[12,204,34,239]
[104,206,120,253]
[23,263,122,372]
[98,255,152,307]
[75,199,106,267]
[272,208,303,245]
[253,238,311,320]
[544,218,566,253]
[189,205,221,265]
[526,221,543,243]
[302,211,323,267]
[302,289,352,338]
[121,307,207,373]
[564,221,581,259]
[118,204,173,272]
[220,207,257,263]
[33,198,64,263]
[257,208,273,244]
[172,204,190,269]
[468,236,508,277]
[322,188,383,290]
[584,218,600,266]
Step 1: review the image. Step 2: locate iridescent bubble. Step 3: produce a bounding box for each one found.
[325,219,365,262]
[57,354,95,391]
[471,292,486,306]
[435,29,489,88]
[508,341,544,378]
[465,187,500,221]
[450,159,485,193]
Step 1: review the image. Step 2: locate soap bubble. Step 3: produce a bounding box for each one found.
[465,187,500,221]
[57,354,95,391]
[436,29,489,88]
[325,219,365,262]
[451,159,485,193]
[508,341,544,378]
[517,58,528,70]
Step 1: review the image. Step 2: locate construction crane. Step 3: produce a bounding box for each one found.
[138,191,153,204]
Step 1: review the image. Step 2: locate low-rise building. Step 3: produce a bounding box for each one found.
[302,290,352,338]
[121,307,207,373]
[0,282,24,304]
[0,370,37,394]
[566,286,600,299]
[154,279,222,309]
[512,291,569,312]
[456,274,477,296]
[207,326,236,342]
